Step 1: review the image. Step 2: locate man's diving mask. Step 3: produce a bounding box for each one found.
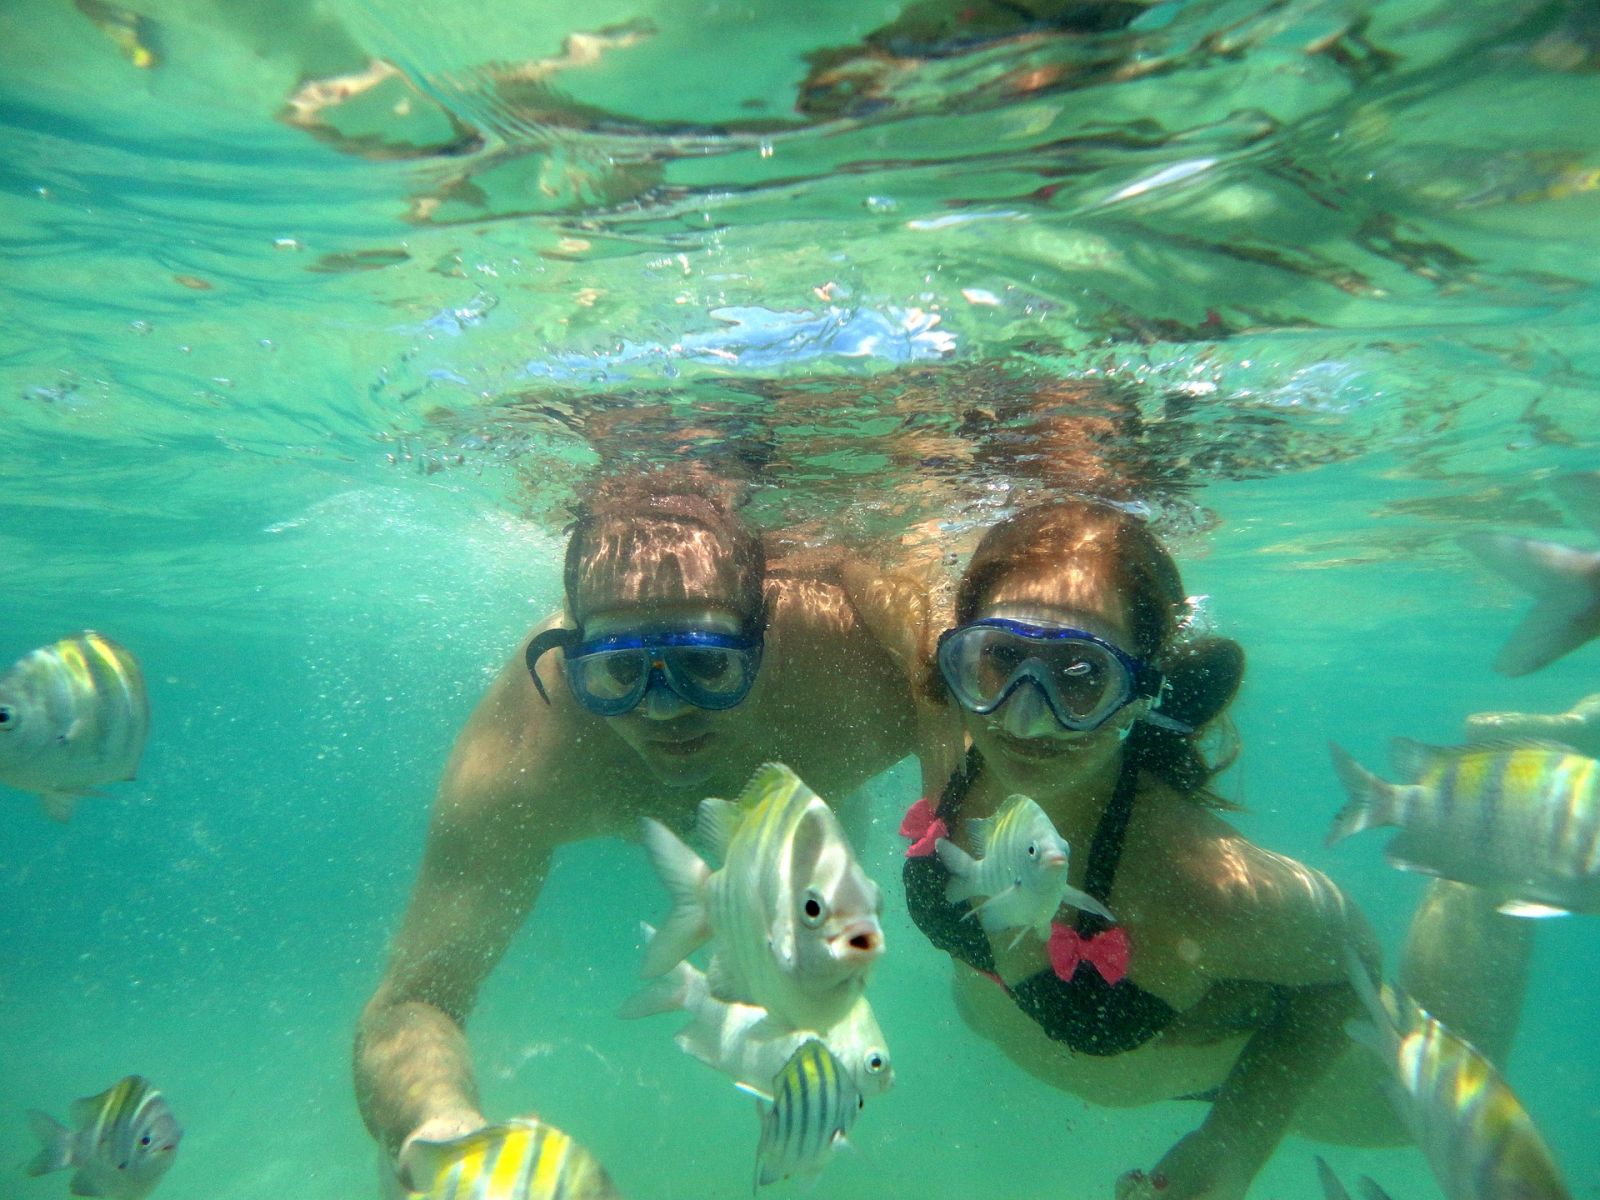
[526,626,763,716]
[936,618,1191,734]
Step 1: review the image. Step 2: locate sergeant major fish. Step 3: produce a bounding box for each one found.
[936,792,1113,945]
[640,762,884,1031]
[620,924,893,1098]
[26,1075,181,1200]
[1460,471,1600,676]
[1345,951,1571,1200]
[396,1119,621,1200]
[0,631,150,822]
[749,1038,862,1191]
[1327,739,1600,916]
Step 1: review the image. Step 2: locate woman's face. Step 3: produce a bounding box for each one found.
[961,586,1150,796]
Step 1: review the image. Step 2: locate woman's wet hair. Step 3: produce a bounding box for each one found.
[563,467,767,633]
[948,499,1243,799]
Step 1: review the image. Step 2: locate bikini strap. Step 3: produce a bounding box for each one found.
[935,743,983,820]
[1075,754,1139,935]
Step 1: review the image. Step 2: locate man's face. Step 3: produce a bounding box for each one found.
[579,603,756,787]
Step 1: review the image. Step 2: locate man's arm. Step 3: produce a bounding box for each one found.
[354,654,560,1179]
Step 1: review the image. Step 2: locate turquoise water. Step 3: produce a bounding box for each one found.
[3,0,1600,1197]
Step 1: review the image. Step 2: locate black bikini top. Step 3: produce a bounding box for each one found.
[902,747,1178,1056]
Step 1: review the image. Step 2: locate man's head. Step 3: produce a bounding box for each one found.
[529,469,768,786]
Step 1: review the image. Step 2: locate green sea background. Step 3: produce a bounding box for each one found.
[3,0,1600,1197]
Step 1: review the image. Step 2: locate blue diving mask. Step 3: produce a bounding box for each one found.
[936,617,1191,733]
[526,626,763,716]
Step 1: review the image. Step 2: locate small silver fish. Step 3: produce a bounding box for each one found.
[1460,471,1600,676]
[26,1075,181,1200]
[402,1119,621,1200]
[1345,952,1571,1200]
[1327,739,1600,916]
[0,631,150,822]
[750,1039,862,1190]
[620,924,893,1098]
[936,792,1113,945]
[1466,692,1600,758]
[641,763,884,1031]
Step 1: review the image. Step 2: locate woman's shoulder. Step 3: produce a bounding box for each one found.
[1126,786,1367,985]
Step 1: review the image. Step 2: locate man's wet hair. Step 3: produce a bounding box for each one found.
[563,467,767,633]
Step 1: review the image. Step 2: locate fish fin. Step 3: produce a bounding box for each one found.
[1551,471,1600,537]
[617,963,696,1020]
[1315,1156,1352,1200]
[1006,925,1029,950]
[1460,532,1600,676]
[38,791,80,823]
[1495,899,1571,918]
[695,798,743,865]
[1385,736,1451,783]
[1341,944,1400,1058]
[404,1138,459,1193]
[376,1147,418,1200]
[69,1168,108,1196]
[1325,743,1400,847]
[734,1080,774,1103]
[736,762,801,810]
[1357,1177,1397,1200]
[706,951,753,1004]
[1059,885,1115,923]
[25,1110,71,1177]
[966,812,998,860]
[962,883,1020,920]
[639,819,711,977]
[934,837,977,892]
[68,1086,115,1127]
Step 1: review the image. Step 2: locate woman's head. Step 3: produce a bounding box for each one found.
[944,500,1241,797]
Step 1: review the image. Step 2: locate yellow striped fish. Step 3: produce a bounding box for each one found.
[26,1074,181,1200]
[74,0,160,69]
[405,1120,621,1200]
[0,631,150,822]
[752,1038,862,1190]
[641,763,884,1032]
[1327,739,1600,916]
[1347,952,1571,1200]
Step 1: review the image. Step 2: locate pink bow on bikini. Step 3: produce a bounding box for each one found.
[899,797,949,858]
[1047,921,1130,986]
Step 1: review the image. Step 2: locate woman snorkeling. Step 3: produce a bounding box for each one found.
[898,499,1384,1200]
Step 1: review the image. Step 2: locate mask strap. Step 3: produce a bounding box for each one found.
[1140,675,1195,734]
[525,627,580,705]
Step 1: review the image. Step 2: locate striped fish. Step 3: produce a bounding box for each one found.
[641,763,883,1032]
[1346,952,1571,1200]
[620,924,894,1099]
[0,631,150,822]
[752,1038,862,1190]
[1326,739,1600,916]
[26,1075,181,1200]
[406,1120,621,1200]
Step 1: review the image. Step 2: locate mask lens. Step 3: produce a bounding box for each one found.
[567,649,651,708]
[661,644,759,708]
[939,623,1138,729]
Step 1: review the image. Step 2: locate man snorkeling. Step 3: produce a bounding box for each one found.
[353,467,923,1193]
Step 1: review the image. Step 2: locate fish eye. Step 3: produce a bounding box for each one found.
[140,1135,151,1147]
[0,706,12,727]
[801,890,827,927]
[1026,842,1038,857]
[866,1052,885,1073]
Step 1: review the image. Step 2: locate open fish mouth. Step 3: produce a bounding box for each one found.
[829,920,884,963]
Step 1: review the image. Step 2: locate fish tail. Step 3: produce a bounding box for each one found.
[1460,532,1600,676]
[1326,744,1400,847]
[25,1110,72,1177]
[640,819,711,978]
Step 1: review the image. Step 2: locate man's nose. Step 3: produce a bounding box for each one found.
[641,678,691,720]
